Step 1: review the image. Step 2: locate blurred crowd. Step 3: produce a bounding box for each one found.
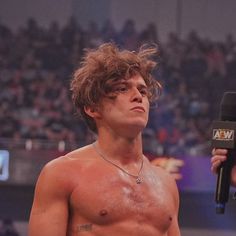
[0,219,19,236]
[0,17,236,156]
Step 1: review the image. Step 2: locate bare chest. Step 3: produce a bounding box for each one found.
[69,168,175,231]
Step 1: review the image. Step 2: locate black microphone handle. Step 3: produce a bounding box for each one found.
[215,149,235,214]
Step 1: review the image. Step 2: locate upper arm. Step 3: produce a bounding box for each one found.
[29,161,70,236]
[166,172,181,236]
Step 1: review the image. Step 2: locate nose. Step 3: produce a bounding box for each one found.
[130,88,142,103]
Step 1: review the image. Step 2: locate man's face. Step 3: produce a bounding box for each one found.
[97,74,150,137]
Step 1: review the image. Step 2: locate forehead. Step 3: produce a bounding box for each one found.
[124,74,147,86]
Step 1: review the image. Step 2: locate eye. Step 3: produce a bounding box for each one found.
[115,85,128,93]
[139,88,148,96]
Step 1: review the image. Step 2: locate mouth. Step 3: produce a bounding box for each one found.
[130,106,145,112]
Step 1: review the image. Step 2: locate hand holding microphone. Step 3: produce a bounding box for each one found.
[211,91,236,214]
[211,148,236,187]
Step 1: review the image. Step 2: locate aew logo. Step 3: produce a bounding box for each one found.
[213,129,234,141]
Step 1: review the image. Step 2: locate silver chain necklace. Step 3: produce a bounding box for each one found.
[93,142,144,184]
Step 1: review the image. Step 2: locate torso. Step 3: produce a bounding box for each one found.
[53,147,178,236]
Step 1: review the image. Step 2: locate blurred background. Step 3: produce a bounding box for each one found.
[0,0,236,235]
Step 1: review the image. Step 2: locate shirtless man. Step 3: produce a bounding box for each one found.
[29,43,181,236]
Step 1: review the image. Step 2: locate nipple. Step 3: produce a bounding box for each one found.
[99,209,108,216]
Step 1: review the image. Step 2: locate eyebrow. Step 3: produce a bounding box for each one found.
[119,80,147,88]
[137,84,148,89]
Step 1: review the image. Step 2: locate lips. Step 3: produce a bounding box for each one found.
[130,106,145,112]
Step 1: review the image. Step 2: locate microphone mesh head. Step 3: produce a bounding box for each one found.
[220,92,236,121]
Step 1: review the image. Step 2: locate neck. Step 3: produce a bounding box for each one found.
[95,131,143,164]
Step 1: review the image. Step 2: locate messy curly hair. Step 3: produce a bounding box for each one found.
[71,42,162,133]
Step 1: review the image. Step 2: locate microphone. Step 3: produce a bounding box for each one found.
[212,91,236,214]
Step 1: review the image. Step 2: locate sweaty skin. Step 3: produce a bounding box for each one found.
[29,145,180,236]
[29,75,180,236]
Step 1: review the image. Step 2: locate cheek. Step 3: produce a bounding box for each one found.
[145,99,150,111]
[99,100,115,115]
[101,104,121,120]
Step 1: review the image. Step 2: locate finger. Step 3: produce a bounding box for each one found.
[211,148,215,155]
[211,155,227,164]
[212,148,228,156]
[211,160,222,174]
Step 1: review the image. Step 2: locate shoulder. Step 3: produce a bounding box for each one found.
[36,144,95,192]
[43,144,94,172]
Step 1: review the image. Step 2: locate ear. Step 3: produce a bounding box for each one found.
[84,106,101,119]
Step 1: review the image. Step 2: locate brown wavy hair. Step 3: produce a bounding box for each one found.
[71,42,162,133]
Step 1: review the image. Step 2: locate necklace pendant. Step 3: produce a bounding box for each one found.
[136,177,142,184]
